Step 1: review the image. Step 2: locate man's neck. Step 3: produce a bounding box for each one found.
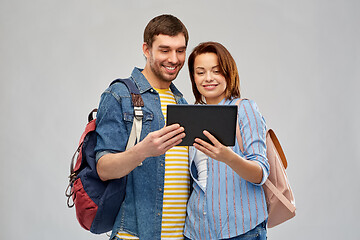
[141,68,172,89]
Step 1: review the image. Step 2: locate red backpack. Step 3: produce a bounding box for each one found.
[65,78,143,234]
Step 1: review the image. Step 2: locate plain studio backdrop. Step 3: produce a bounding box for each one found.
[1,0,359,239]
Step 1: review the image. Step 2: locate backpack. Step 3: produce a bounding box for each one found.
[65,78,144,234]
[235,99,296,228]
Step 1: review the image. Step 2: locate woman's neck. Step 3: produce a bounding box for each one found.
[204,97,225,105]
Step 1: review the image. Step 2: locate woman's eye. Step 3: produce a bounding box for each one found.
[196,72,204,75]
[213,70,220,74]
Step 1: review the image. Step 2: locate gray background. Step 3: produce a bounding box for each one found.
[1,0,359,239]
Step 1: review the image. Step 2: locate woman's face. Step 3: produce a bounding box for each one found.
[193,53,227,104]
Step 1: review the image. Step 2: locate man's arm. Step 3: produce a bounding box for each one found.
[96,124,185,181]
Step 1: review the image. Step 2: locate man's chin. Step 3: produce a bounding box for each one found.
[162,72,179,82]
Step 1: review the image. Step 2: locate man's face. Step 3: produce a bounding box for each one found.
[144,34,187,83]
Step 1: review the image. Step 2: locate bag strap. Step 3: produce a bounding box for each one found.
[267,129,288,169]
[234,99,245,153]
[110,79,144,152]
[264,180,296,212]
[110,78,144,108]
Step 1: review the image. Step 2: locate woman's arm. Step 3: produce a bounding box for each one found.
[193,99,269,184]
[193,130,263,184]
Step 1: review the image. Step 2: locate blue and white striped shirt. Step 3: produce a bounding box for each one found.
[184,98,269,240]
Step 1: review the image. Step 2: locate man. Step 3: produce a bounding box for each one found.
[95,14,190,240]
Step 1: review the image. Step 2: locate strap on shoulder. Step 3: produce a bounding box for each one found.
[110,78,144,108]
[268,129,288,169]
[235,99,245,153]
[110,78,143,162]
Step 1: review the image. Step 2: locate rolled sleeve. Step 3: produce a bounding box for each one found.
[94,90,129,162]
[95,150,118,162]
[238,99,270,185]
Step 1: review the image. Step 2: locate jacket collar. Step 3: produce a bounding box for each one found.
[131,67,183,98]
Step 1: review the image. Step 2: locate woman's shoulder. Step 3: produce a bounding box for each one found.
[233,98,265,122]
[231,98,258,110]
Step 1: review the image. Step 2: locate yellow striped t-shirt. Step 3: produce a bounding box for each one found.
[116,88,190,240]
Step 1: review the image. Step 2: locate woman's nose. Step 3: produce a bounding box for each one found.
[205,72,213,82]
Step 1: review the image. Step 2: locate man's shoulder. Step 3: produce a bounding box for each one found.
[102,67,141,94]
[104,78,133,98]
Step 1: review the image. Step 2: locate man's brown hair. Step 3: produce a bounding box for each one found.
[144,14,189,48]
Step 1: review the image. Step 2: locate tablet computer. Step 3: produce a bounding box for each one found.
[166,104,237,146]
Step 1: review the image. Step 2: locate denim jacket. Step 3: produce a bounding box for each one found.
[95,67,187,240]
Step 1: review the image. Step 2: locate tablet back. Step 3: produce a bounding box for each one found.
[166,105,237,146]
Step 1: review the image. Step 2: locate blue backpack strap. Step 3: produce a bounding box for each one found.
[110,78,144,109]
[111,79,143,147]
[110,78,140,94]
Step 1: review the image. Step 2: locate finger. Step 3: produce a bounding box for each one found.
[193,142,213,158]
[160,126,185,142]
[194,137,215,151]
[163,138,184,152]
[158,124,181,137]
[202,130,221,146]
[155,125,184,143]
[162,132,186,149]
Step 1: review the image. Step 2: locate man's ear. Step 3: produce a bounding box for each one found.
[142,42,150,59]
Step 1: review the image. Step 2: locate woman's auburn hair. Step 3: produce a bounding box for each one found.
[188,41,240,104]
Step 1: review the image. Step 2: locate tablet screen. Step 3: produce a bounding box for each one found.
[166,104,237,146]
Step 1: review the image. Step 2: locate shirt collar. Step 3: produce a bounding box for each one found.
[130,67,152,94]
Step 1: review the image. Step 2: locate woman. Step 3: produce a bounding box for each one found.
[184,42,269,240]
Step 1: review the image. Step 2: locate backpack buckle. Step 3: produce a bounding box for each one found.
[134,106,143,120]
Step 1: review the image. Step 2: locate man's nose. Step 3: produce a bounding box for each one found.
[168,51,179,64]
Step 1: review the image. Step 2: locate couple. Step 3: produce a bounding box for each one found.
[95,14,269,240]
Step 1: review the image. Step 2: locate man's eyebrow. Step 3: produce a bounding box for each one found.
[158,45,186,49]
